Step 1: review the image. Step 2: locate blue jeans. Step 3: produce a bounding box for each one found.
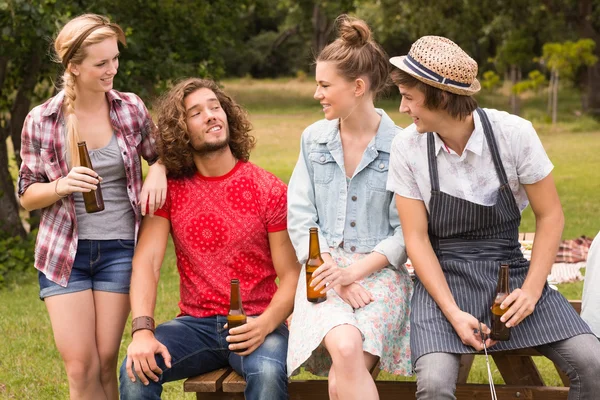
[414,333,600,400]
[38,239,134,299]
[119,315,289,400]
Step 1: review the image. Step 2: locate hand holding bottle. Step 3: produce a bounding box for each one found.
[55,166,102,196]
[226,316,269,356]
[306,228,327,303]
[311,252,355,292]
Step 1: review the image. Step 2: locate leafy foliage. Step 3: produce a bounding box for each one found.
[542,39,598,82]
[512,70,547,94]
[0,229,37,289]
[481,70,501,91]
[542,39,598,123]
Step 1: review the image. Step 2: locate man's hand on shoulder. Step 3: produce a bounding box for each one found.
[225,316,269,356]
[126,330,172,385]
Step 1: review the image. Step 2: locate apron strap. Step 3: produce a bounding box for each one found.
[428,109,509,192]
[426,132,440,191]
[476,108,509,186]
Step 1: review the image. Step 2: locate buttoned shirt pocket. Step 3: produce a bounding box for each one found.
[365,156,390,192]
[309,152,337,185]
[40,147,62,182]
[122,129,143,153]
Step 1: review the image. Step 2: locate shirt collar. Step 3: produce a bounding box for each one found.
[432,110,484,156]
[316,108,398,152]
[42,91,66,118]
[41,89,124,118]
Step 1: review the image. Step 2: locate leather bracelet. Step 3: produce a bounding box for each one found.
[55,178,67,198]
[131,316,155,336]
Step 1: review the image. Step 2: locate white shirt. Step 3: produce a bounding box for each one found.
[582,232,600,338]
[387,108,553,212]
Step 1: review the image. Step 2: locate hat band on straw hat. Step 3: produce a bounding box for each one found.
[404,54,471,91]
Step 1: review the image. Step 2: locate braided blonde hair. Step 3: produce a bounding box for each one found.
[54,14,126,166]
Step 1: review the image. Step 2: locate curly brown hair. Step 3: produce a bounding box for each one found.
[153,78,255,178]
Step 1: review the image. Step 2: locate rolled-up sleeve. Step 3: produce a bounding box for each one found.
[513,121,553,185]
[135,95,159,165]
[386,134,423,200]
[18,113,46,196]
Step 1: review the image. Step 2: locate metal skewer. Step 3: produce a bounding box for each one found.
[479,322,498,400]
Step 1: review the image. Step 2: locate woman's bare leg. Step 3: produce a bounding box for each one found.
[45,290,106,400]
[93,291,130,400]
[324,324,379,400]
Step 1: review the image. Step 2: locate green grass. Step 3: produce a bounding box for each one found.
[1,78,599,398]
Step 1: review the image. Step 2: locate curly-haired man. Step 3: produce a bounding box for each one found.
[119,78,299,400]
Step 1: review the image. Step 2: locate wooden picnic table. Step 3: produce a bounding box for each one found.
[184,300,581,399]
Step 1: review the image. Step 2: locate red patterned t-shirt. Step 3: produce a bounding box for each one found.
[155,161,287,318]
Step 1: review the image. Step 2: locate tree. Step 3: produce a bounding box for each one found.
[283,0,356,55]
[541,39,598,124]
[541,0,600,115]
[0,0,75,238]
[481,70,502,92]
[0,0,252,239]
[511,69,547,115]
[494,31,535,115]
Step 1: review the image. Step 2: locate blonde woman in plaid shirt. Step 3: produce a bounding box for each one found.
[17,14,166,399]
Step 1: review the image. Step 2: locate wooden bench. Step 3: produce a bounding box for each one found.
[185,362,382,400]
[184,301,581,400]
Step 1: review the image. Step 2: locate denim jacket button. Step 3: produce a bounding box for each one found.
[351,195,357,201]
[320,156,326,162]
[379,163,385,169]
[350,246,356,252]
[350,221,356,227]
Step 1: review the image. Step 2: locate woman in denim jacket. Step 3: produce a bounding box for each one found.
[286,15,413,400]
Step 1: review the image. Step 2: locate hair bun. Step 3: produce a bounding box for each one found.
[337,14,371,47]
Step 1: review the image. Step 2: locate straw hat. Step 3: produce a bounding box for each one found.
[389,36,480,96]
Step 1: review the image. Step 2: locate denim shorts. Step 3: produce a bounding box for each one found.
[38,239,135,299]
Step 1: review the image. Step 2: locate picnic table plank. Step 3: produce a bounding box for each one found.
[193,394,243,400]
[184,367,231,392]
[375,381,568,399]
[458,354,475,383]
[493,353,545,386]
[222,370,246,392]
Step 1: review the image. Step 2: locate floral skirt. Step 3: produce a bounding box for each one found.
[286,247,413,377]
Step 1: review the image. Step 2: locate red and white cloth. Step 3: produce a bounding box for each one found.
[523,236,594,284]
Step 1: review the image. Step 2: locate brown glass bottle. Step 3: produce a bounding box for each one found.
[306,227,326,303]
[77,141,104,213]
[490,264,511,341]
[227,279,247,352]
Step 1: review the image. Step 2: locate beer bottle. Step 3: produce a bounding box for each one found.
[306,227,326,303]
[227,279,247,353]
[490,264,511,341]
[77,141,104,213]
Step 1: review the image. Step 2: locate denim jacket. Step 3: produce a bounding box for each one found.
[288,109,407,268]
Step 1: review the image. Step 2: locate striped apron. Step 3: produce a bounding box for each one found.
[410,108,591,364]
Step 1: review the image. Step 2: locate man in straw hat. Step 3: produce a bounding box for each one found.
[386,35,600,399]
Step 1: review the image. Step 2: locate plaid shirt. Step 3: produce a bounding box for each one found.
[18,90,158,286]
